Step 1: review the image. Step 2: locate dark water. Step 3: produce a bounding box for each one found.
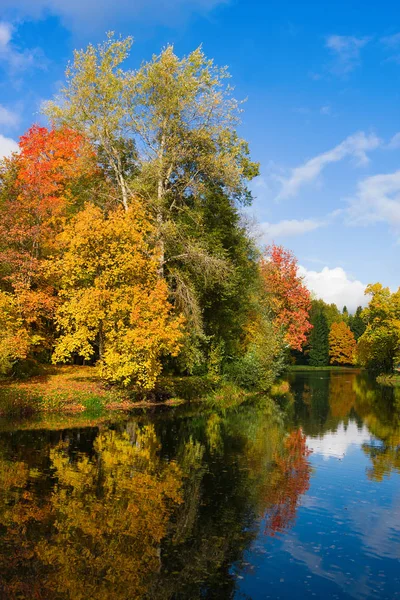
[1,371,400,599]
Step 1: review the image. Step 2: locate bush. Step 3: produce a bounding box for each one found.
[224,343,285,392]
[12,358,44,380]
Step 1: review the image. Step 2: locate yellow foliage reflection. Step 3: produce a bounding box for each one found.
[37,425,183,600]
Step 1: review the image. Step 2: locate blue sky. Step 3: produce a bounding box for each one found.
[0,0,399,311]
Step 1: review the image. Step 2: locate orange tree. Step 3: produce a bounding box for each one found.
[260,244,312,351]
[329,321,356,365]
[0,125,95,285]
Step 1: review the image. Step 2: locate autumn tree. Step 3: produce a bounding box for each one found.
[0,125,96,371]
[357,283,400,374]
[329,321,356,365]
[44,35,259,357]
[52,203,184,389]
[0,125,95,284]
[0,291,30,375]
[260,244,312,351]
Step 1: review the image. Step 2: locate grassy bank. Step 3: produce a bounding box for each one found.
[0,366,132,417]
[0,362,290,420]
[0,366,223,418]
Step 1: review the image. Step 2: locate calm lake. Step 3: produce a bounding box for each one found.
[1,371,400,599]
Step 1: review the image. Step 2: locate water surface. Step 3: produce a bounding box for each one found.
[0,371,399,599]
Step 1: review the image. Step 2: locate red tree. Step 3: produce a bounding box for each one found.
[260,244,312,350]
[0,125,95,284]
[0,125,96,350]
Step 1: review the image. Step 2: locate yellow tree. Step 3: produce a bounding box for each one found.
[357,283,400,373]
[0,291,31,375]
[329,321,356,365]
[52,202,184,389]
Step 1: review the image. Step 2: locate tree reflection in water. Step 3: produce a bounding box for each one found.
[2,373,400,598]
[0,398,313,599]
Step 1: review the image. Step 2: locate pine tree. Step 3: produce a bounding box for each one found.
[350,306,366,341]
[308,312,329,366]
[342,306,349,324]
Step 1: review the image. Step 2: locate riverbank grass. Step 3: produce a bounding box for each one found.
[0,366,133,416]
[0,366,221,417]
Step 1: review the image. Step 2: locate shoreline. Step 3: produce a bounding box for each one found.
[0,365,195,418]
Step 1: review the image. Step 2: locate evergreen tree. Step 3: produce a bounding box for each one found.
[308,312,329,366]
[342,306,349,324]
[350,306,366,341]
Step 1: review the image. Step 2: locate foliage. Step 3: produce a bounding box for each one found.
[329,321,356,365]
[44,35,259,355]
[53,203,184,389]
[357,283,400,374]
[44,35,258,210]
[225,314,286,391]
[349,305,366,340]
[0,291,30,376]
[260,244,312,351]
[308,311,329,366]
[0,125,94,285]
[0,36,307,394]
[0,125,96,367]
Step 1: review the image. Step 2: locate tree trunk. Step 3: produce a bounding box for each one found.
[98,321,105,360]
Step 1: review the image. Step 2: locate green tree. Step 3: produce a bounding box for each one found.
[309,298,342,329]
[309,312,329,366]
[342,305,349,324]
[349,305,366,341]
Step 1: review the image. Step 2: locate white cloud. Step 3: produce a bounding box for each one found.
[307,421,371,460]
[0,20,41,71]
[381,32,400,48]
[276,132,381,201]
[347,169,400,231]
[0,134,18,158]
[1,0,228,31]
[298,265,368,312]
[260,218,325,239]
[319,105,331,115]
[0,21,12,47]
[387,132,400,149]
[325,34,370,74]
[0,104,19,128]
